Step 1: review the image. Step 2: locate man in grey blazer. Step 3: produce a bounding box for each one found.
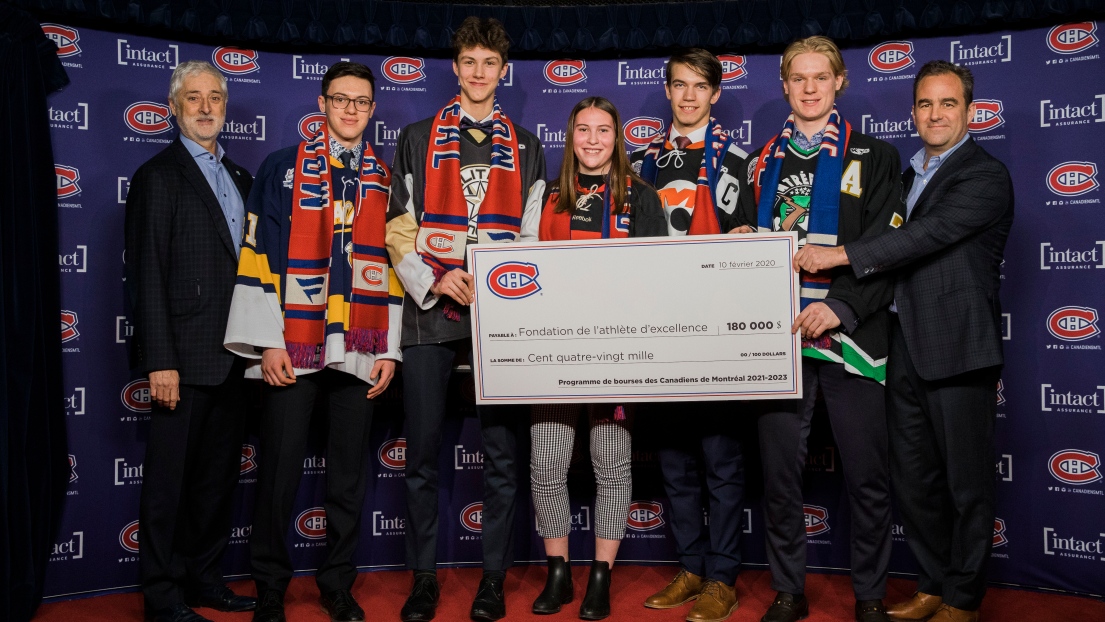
[793,60,1013,622]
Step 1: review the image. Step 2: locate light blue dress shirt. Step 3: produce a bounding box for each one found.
[180,134,246,257]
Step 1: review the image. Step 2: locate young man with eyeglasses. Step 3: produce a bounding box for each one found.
[225,61,402,622]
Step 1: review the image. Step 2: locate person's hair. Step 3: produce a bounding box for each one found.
[780,35,849,96]
[555,97,644,216]
[666,48,722,90]
[321,61,376,99]
[913,60,974,105]
[168,60,227,105]
[452,16,510,64]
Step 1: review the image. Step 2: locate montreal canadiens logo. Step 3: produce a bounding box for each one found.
[425,232,455,254]
[295,507,327,539]
[626,501,665,530]
[623,116,665,148]
[69,454,78,483]
[381,56,425,83]
[969,100,1004,133]
[298,112,326,141]
[1047,306,1099,341]
[993,518,1008,547]
[804,505,830,536]
[1049,449,1102,485]
[42,24,80,57]
[125,101,173,135]
[460,502,483,533]
[121,378,151,413]
[240,444,257,475]
[119,520,140,553]
[361,265,384,287]
[60,310,79,342]
[211,47,260,74]
[868,41,915,73]
[544,60,587,86]
[1047,22,1098,54]
[55,165,81,198]
[1047,161,1099,196]
[487,262,540,300]
[379,438,406,470]
[718,54,746,81]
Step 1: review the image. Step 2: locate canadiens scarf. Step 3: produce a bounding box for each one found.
[752,107,851,312]
[421,95,523,320]
[283,127,392,368]
[638,118,732,235]
[539,175,633,241]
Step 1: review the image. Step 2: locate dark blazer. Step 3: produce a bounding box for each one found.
[846,137,1013,381]
[124,137,253,386]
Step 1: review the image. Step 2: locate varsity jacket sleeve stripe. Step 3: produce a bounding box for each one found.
[386,124,440,310]
[521,179,546,242]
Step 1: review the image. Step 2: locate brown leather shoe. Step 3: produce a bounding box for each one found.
[644,569,704,609]
[685,580,738,622]
[887,592,943,622]
[927,604,979,622]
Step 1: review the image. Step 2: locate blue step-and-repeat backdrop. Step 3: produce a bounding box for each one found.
[42,21,1104,600]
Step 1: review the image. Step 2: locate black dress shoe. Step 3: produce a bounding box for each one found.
[470,573,506,621]
[578,560,611,621]
[187,584,258,612]
[761,592,809,622]
[532,556,574,614]
[320,589,365,622]
[855,600,890,622]
[400,572,440,622]
[252,590,286,622]
[146,603,213,622]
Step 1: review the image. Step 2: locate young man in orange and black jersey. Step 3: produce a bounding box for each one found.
[384,16,546,622]
[629,49,749,622]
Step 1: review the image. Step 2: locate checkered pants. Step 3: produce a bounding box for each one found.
[530,404,632,541]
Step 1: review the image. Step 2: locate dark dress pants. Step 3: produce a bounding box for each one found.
[140,370,247,611]
[250,368,375,594]
[403,340,523,572]
[887,319,998,611]
[758,358,892,601]
[656,404,746,584]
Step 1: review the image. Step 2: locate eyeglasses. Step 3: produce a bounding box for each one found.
[324,94,374,112]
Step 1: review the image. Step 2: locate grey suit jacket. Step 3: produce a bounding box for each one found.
[845,137,1013,381]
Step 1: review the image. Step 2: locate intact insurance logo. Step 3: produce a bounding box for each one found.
[49,102,88,131]
[50,531,84,562]
[1041,383,1105,414]
[868,41,915,74]
[379,57,427,92]
[543,60,587,93]
[1040,94,1104,128]
[212,47,260,74]
[1040,241,1105,270]
[1043,527,1105,561]
[1046,22,1100,63]
[623,116,665,148]
[617,59,666,86]
[1046,306,1100,345]
[117,38,179,69]
[486,261,541,300]
[1048,449,1102,488]
[950,34,1012,66]
[293,54,350,80]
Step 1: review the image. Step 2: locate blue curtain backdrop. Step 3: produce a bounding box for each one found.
[39,17,1105,602]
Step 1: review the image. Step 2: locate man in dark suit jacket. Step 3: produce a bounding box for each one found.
[124,60,256,622]
[794,61,1013,622]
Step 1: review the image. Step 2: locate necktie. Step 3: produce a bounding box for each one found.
[673,136,691,151]
[339,151,354,169]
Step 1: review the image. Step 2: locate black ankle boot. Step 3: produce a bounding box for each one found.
[578,560,611,620]
[532,556,574,614]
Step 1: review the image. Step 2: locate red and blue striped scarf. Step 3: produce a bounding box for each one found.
[638,118,732,235]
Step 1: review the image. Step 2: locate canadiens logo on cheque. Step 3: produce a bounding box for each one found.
[1049,449,1102,485]
[486,262,540,299]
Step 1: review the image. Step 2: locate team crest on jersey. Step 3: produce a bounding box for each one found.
[718,54,747,81]
[212,47,260,74]
[119,520,140,553]
[240,445,257,475]
[1047,161,1099,196]
[296,508,327,539]
[868,41,915,73]
[969,100,1005,132]
[993,518,1008,547]
[623,117,665,148]
[379,438,406,470]
[125,101,173,135]
[298,112,326,141]
[55,165,81,198]
[804,505,831,536]
[60,310,79,342]
[1047,306,1099,341]
[544,60,587,85]
[121,378,151,412]
[42,24,80,57]
[1047,22,1098,54]
[460,502,483,532]
[626,501,665,530]
[381,57,425,83]
[1049,449,1102,485]
[487,262,541,300]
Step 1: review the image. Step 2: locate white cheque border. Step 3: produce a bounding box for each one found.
[468,234,802,404]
